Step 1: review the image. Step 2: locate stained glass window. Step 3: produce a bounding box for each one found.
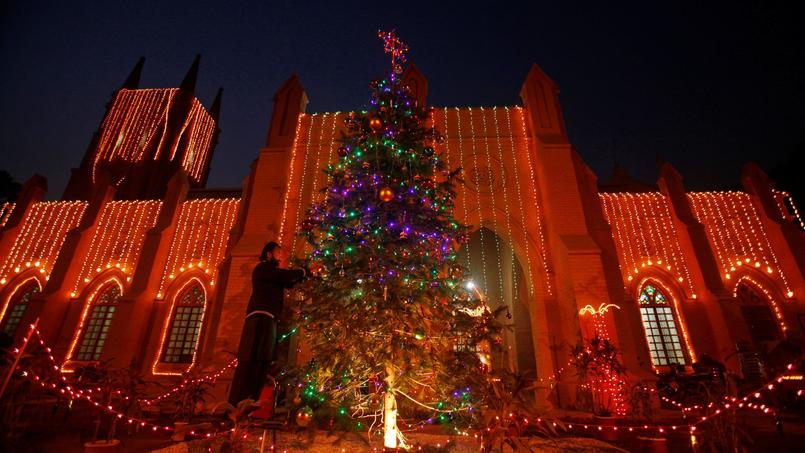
[75,283,121,361]
[161,284,205,364]
[638,283,686,366]
[2,280,40,337]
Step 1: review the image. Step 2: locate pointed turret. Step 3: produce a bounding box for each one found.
[121,57,145,90]
[655,154,666,170]
[402,63,428,106]
[210,86,223,122]
[200,87,224,187]
[264,74,308,149]
[180,54,201,93]
[519,63,568,144]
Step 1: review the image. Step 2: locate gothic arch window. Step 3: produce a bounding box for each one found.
[161,283,205,364]
[1,279,40,337]
[638,282,687,366]
[735,282,781,346]
[74,281,121,361]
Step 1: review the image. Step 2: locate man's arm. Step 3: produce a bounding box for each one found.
[259,266,305,288]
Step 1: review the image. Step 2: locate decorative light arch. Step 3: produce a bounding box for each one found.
[0,275,43,337]
[732,274,788,336]
[63,275,125,370]
[635,277,696,367]
[459,206,546,299]
[152,273,210,376]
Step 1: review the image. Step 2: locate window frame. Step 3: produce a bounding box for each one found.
[160,283,206,364]
[73,281,122,362]
[637,281,688,368]
[0,278,41,337]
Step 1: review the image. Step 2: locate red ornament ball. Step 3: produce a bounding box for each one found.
[337,146,348,157]
[369,117,383,132]
[295,406,314,427]
[379,187,394,202]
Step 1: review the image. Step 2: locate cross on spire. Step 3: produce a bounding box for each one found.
[378,29,409,74]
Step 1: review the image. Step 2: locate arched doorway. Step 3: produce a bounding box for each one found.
[735,281,782,349]
[458,227,536,376]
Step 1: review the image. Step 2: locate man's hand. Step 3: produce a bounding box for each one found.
[308,262,324,276]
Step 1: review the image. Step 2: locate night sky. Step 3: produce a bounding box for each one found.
[2,1,803,199]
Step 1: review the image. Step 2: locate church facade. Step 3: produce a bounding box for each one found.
[1,57,803,406]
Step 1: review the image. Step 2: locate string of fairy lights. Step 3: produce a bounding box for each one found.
[0,202,14,227]
[93,89,176,183]
[70,200,162,297]
[277,106,555,306]
[464,107,490,293]
[488,108,521,299]
[513,106,553,295]
[579,305,628,416]
[479,107,508,306]
[731,275,789,333]
[688,192,793,297]
[599,193,695,296]
[772,189,805,231]
[0,201,87,286]
[177,99,217,181]
[8,322,801,448]
[155,198,241,299]
[91,88,215,185]
[277,113,305,245]
[289,113,318,254]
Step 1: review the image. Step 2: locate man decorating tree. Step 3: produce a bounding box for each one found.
[229,242,308,404]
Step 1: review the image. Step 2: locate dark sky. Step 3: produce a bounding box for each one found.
[2,1,803,199]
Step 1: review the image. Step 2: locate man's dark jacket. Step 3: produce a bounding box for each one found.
[245,261,305,317]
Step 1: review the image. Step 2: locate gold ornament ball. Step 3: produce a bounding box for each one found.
[369,117,383,132]
[379,187,394,202]
[296,406,314,427]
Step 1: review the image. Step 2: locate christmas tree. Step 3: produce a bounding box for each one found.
[297,31,501,449]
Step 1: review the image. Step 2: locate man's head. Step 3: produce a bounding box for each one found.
[260,241,288,267]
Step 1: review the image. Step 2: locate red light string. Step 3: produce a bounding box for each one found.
[8,323,239,434]
[139,358,238,406]
[7,323,803,440]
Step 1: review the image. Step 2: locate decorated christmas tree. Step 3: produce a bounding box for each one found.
[297,31,501,449]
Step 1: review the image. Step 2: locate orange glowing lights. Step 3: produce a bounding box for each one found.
[689,191,792,297]
[0,202,15,228]
[599,193,695,296]
[0,201,87,286]
[71,201,161,295]
[91,89,215,185]
[156,198,240,298]
[378,187,394,202]
[277,108,554,300]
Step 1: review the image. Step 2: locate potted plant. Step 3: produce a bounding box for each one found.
[170,371,213,441]
[195,399,259,453]
[73,362,123,452]
[570,335,627,441]
[0,334,63,452]
[629,381,667,453]
[476,369,563,452]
